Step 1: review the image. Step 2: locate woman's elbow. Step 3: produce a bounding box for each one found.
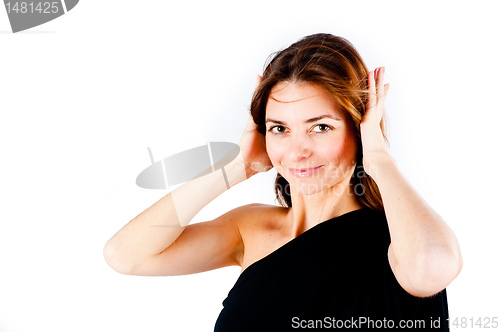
[412,246,463,297]
[103,240,137,275]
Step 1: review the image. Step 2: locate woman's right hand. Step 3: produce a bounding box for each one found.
[235,76,273,178]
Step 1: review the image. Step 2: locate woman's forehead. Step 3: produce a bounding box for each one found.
[267,82,345,121]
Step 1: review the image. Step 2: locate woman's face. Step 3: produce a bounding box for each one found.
[265,82,358,196]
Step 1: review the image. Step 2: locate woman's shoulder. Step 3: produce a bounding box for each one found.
[232,203,291,271]
[243,202,286,214]
[228,203,289,238]
[233,203,288,230]
[217,203,287,238]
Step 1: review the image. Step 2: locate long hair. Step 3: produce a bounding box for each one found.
[250,33,386,211]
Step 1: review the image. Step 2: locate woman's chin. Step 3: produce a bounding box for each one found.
[289,181,334,197]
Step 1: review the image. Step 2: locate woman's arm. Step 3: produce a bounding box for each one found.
[104,78,272,276]
[103,157,249,276]
[372,156,462,297]
[361,68,463,297]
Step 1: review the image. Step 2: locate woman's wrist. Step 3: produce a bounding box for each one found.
[364,152,397,184]
[224,157,256,188]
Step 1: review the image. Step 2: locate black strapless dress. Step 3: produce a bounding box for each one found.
[214,208,449,331]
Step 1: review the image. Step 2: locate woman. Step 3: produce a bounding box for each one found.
[104,33,462,331]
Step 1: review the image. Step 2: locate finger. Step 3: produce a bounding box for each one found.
[376,83,389,118]
[381,83,389,101]
[243,115,258,135]
[256,75,262,88]
[365,68,387,124]
[367,70,376,110]
[376,67,385,101]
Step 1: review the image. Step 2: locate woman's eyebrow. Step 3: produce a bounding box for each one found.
[265,114,341,125]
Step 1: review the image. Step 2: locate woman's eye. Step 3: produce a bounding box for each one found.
[268,126,287,134]
[312,124,332,133]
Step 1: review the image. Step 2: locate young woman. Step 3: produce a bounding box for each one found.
[104,33,462,331]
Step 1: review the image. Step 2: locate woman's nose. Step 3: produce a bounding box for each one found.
[287,134,313,161]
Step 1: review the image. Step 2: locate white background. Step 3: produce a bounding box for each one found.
[1,1,499,331]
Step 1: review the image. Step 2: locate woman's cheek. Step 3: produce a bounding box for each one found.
[319,138,345,161]
[266,138,285,170]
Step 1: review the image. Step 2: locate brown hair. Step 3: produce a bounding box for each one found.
[250,33,386,211]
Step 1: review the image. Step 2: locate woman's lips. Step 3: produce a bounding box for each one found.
[288,166,323,177]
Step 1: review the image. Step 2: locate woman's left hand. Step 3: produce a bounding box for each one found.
[360,67,391,177]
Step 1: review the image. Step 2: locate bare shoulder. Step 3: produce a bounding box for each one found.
[234,203,287,234]
[234,203,290,272]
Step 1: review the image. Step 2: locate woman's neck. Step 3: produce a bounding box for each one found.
[286,179,363,238]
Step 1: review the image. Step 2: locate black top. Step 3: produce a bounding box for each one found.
[214,208,449,331]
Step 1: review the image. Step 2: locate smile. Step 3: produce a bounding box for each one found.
[288,166,324,177]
